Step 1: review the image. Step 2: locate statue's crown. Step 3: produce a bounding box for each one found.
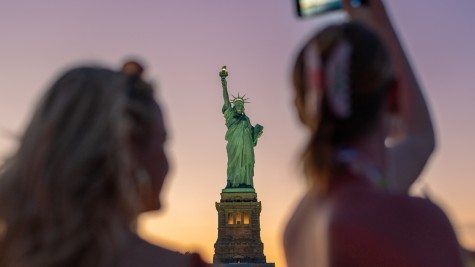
[232,92,250,104]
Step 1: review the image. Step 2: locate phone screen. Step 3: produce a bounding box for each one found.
[296,0,366,17]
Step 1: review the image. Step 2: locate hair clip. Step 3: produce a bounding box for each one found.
[325,41,352,119]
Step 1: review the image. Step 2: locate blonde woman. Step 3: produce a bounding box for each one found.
[0,64,207,267]
[284,0,464,266]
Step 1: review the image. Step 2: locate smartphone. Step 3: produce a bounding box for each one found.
[296,0,368,18]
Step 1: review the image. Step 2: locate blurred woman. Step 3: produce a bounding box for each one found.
[0,63,207,267]
[284,0,464,266]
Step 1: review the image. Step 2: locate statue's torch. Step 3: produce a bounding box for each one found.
[220,66,228,79]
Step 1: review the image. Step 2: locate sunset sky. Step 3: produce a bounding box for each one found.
[1,1,474,266]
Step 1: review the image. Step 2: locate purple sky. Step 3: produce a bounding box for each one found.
[1,1,474,265]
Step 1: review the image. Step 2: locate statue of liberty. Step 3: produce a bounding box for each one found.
[220,66,263,189]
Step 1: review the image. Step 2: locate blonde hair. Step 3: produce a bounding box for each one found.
[293,22,394,193]
[0,67,157,267]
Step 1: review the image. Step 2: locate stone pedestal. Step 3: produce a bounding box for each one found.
[213,188,274,266]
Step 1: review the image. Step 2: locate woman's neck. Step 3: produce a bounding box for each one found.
[335,122,387,190]
[352,122,386,177]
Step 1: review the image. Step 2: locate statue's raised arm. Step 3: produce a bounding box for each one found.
[220,66,231,110]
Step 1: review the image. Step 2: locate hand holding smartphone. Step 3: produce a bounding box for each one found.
[296,0,368,18]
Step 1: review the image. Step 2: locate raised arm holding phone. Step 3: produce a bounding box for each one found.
[342,0,436,193]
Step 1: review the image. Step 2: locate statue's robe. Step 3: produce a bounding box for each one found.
[223,105,257,188]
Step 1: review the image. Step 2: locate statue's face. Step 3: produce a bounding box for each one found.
[234,102,244,114]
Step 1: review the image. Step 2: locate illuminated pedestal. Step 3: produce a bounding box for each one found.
[213,188,275,267]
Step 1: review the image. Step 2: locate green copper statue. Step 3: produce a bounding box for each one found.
[220,66,263,189]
